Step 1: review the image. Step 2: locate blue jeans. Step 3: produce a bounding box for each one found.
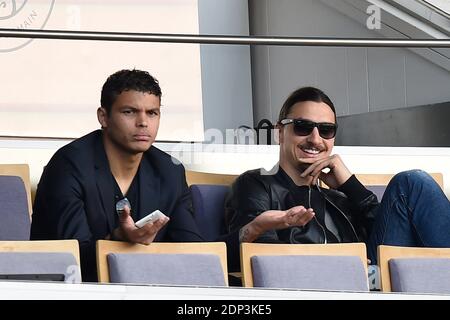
[367,170,450,265]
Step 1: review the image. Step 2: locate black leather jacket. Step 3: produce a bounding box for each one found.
[225,166,379,245]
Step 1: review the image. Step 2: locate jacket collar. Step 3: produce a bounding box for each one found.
[275,164,306,189]
[93,132,116,231]
[93,132,161,231]
[137,152,161,221]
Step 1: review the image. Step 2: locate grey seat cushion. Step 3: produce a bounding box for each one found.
[389,258,450,294]
[365,185,387,201]
[108,253,226,286]
[0,252,80,282]
[251,255,368,291]
[0,176,30,240]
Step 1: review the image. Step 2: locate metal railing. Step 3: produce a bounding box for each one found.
[0,28,449,48]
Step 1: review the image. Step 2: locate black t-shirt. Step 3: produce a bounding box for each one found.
[112,171,140,225]
[277,168,342,243]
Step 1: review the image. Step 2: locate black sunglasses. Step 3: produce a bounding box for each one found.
[280,118,337,139]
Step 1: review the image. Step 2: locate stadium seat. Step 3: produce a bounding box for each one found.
[96,240,228,286]
[0,164,32,217]
[355,172,443,200]
[190,184,229,241]
[0,240,81,283]
[378,245,450,293]
[241,242,369,291]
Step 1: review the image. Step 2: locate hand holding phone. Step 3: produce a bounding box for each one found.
[135,210,167,228]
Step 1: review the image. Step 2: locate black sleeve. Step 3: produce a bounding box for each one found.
[225,173,281,242]
[226,173,268,231]
[31,152,97,281]
[338,174,376,204]
[338,174,379,239]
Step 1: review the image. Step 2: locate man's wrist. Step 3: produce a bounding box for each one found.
[239,221,262,243]
[238,226,250,243]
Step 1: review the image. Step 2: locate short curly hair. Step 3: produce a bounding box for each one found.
[100,69,162,114]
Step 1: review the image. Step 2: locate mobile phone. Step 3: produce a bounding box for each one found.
[135,210,166,228]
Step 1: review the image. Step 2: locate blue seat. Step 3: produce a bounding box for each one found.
[0,175,31,240]
[190,184,230,241]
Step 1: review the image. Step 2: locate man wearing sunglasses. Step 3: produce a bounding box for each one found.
[31,69,203,281]
[225,86,450,272]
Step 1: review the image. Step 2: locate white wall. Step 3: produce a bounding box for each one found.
[198,0,254,134]
[0,0,205,141]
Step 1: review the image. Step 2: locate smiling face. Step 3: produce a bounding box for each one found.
[97,90,161,155]
[279,100,336,173]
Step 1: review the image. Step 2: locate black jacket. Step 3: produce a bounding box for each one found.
[31,130,203,281]
[226,166,379,247]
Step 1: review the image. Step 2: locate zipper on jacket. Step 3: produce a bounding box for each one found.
[314,180,359,241]
[309,185,327,244]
